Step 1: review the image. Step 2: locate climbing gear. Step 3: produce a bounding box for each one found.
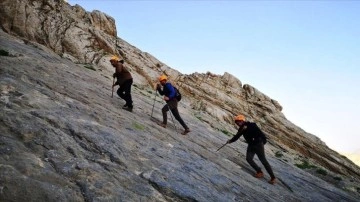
[174,87,182,101]
[216,142,228,152]
[268,177,276,185]
[234,114,246,122]
[151,91,158,118]
[110,55,120,61]
[254,171,264,178]
[111,77,115,98]
[159,75,167,82]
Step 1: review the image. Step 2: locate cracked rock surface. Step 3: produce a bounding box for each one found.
[1,28,360,202]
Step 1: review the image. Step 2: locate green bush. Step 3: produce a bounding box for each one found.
[275,151,283,158]
[0,49,10,56]
[139,91,148,97]
[333,176,342,181]
[220,129,229,135]
[295,160,317,169]
[316,168,327,175]
[132,122,145,131]
[84,64,96,71]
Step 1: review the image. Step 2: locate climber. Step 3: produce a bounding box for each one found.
[226,114,276,184]
[156,75,190,135]
[110,55,133,112]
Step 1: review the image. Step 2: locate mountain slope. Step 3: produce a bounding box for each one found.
[1,27,359,202]
[0,0,359,201]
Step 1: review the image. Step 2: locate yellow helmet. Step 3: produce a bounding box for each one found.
[234,115,245,122]
[159,75,167,82]
[110,55,120,62]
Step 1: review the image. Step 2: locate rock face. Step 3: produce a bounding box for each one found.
[1,0,360,201]
[0,0,117,63]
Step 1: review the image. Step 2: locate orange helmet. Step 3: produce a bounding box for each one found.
[234,115,245,122]
[110,55,120,62]
[159,75,167,82]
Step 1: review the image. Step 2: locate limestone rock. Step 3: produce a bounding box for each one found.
[0,0,117,63]
[0,0,360,201]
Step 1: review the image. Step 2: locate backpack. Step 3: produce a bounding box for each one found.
[174,87,182,101]
[261,132,267,145]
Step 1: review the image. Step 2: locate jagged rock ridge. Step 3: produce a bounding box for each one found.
[0,0,359,201]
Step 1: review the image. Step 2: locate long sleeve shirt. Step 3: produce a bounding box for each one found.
[157,82,176,101]
[113,62,132,86]
[228,122,267,145]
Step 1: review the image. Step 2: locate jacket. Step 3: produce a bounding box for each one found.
[157,82,176,102]
[228,122,267,145]
[113,62,132,86]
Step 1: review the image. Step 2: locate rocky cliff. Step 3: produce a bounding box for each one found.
[1,0,360,201]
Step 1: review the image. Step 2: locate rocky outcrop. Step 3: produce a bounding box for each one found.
[0,0,359,201]
[0,0,117,63]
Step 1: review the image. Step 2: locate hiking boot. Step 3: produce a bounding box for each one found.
[181,128,190,135]
[123,105,133,112]
[157,122,166,128]
[254,171,264,178]
[268,177,276,185]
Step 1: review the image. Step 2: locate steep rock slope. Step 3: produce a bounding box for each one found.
[1,26,359,202]
[1,0,360,201]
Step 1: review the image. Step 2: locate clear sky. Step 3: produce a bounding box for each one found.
[68,0,360,154]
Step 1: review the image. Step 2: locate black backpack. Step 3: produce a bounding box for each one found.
[174,87,182,101]
[261,132,267,145]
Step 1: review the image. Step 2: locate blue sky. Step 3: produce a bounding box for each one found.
[68,1,360,153]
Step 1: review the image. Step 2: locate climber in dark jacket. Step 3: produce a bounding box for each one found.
[227,114,276,184]
[110,55,133,112]
[156,75,190,135]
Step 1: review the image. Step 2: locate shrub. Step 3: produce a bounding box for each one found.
[84,64,96,71]
[195,115,203,121]
[0,49,10,56]
[220,129,229,135]
[132,122,145,131]
[316,168,327,175]
[275,151,283,158]
[295,160,317,169]
[333,176,342,181]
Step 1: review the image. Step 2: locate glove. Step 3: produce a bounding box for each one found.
[113,73,116,78]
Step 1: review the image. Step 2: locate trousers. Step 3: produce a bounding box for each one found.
[117,78,133,107]
[162,99,188,130]
[246,142,275,178]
